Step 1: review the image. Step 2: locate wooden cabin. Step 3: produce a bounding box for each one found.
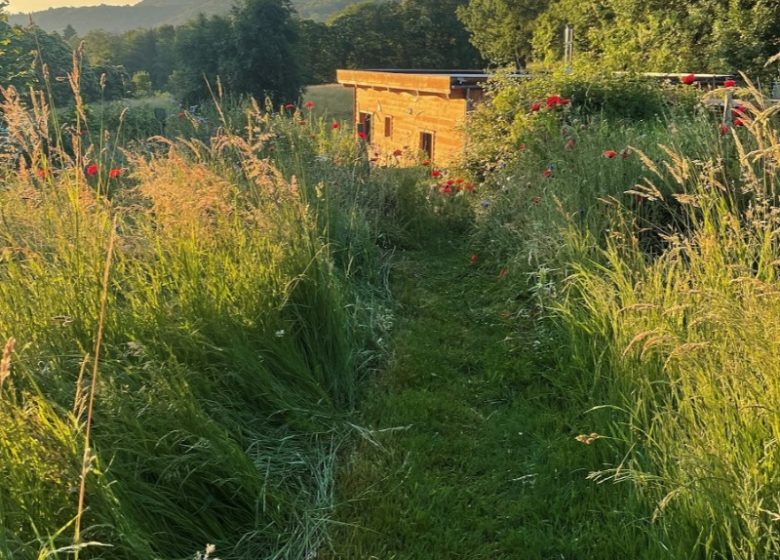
[336,69,740,167]
[336,69,492,167]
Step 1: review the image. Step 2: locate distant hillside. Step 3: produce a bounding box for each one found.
[8,0,362,34]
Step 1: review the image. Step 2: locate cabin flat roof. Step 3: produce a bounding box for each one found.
[336,69,527,94]
[337,68,739,94]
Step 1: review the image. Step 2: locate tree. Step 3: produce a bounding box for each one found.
[170,14,235,104]
[229,0,301,103]
[132,70,153,97]
[398,0,484,69]
[62,23,77,42]
[457,0,551,68]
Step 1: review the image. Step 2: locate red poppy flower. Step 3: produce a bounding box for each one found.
[304,101,314,109]
[565,138,577,151]
[724,79,737,88]
[86,164,98,176]
[531,102,541,112]
[357,131,367,140]
[498,267,509,279]
[734,117,745,127]
[719,123,730,135]
[36,168,48,178]
[108,168,122,179]
[470,254,479,265]
[442,185,452,194]
[546,95,562,109]
[543,169,553,178]
[681,74,696,85]
[332,122,340,129]
[431,169,442,178]
[446,179,455,186]
[393,149,403,157]
[603,150,618,159]
[284,103,295,110]
[732,105,746,117]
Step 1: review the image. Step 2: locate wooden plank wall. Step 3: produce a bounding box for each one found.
[355,86,469,167]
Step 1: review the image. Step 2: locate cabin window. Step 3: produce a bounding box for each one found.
[420,132,434,160]
[384,116,393,138]
[358,112,372,141]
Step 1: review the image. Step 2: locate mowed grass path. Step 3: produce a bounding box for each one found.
[325,240,649,560]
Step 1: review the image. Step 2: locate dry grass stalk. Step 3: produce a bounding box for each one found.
[0,337,16,398]
[73,218,117,559]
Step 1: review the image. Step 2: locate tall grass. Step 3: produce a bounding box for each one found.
[475,83,780,558]
[0,68,430,557]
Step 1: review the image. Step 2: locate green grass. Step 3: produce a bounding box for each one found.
[323,241,656,559]
[0,82,394,559]
[303,84,353,124]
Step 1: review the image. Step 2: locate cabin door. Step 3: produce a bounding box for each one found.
[358,112,372,141]
[420,132,434,161]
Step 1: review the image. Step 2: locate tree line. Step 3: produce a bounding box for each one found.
[0,0,483,107]
[3,0,780,110]
[461,0,780,80]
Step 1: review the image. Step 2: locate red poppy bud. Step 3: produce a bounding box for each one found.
[681,74,696,85]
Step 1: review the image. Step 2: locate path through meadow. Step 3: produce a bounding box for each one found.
[324,239,645,559]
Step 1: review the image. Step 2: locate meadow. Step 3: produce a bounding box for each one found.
[1,67,779,560]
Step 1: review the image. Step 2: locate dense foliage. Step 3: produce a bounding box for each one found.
[463,64,780,557]
[0,59,451,559]
[0,3,128,105]
[461,0,780,80]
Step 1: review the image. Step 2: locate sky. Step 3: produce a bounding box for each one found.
[7,0,140,13]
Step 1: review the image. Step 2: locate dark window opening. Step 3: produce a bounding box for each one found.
[384,116,393,138]
[420,132,434,160]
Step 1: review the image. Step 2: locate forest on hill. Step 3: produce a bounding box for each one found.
[8,0,367,33]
